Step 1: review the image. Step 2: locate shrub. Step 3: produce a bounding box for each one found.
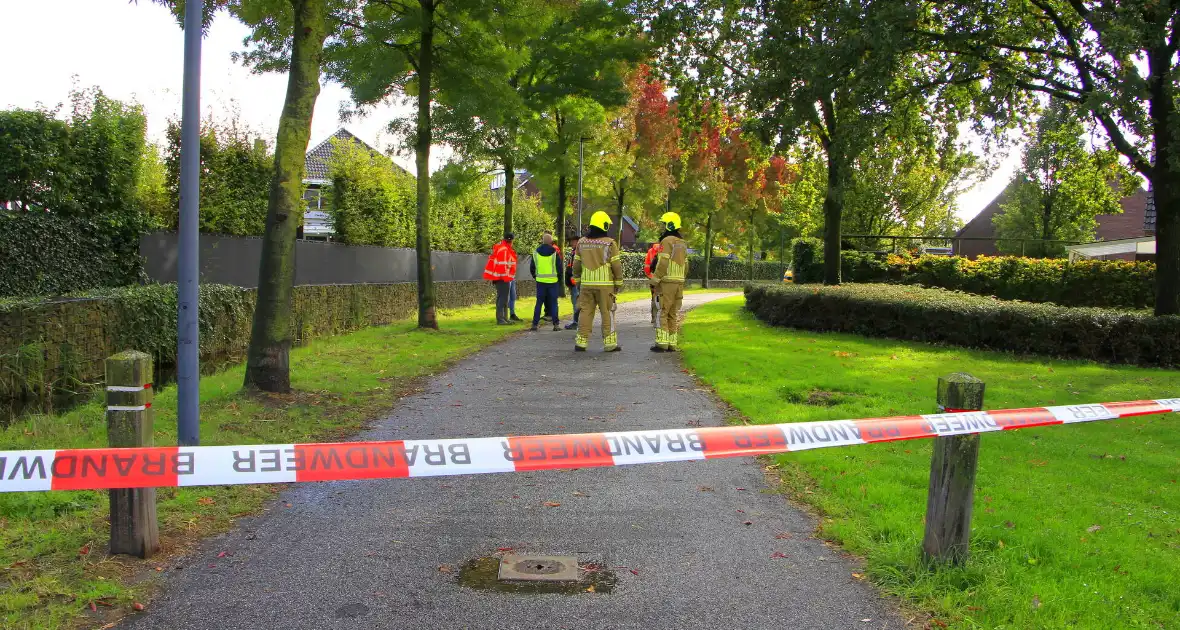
[791,238,825,283]
[163,120,272,236]
[326,141,551,253]
[615,252,783,280]
[744,283,1180,368]
[790,246,1155,309]
[0,211,145,297]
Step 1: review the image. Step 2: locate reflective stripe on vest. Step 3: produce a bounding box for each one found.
[534,252,559,283]
[580,265,615,286]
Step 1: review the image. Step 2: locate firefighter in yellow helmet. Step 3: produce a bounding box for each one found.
[649,211,688,352]
[573,211,625,352]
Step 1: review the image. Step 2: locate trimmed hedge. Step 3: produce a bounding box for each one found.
[744,283,1180,368]
[618,252,784,281]
[0,279,654,400]
[791,239,1156,310]
[0,211,145,297]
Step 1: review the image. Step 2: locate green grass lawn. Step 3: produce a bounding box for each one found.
[681,297,1180,629]
[0,298,579,629]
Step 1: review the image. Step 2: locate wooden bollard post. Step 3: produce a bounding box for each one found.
[922,372,985,565]
[106,351,159,558]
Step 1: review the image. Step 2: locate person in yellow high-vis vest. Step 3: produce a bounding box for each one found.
[573,212,624,352]
[529,232,562,331]
[649,212,688,352]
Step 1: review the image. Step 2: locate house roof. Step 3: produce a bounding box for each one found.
[304,128,405,183]
[956,180,1154,242]
[1066,236,1155,259]
[489,169,532,191]
[955,182,1017,239]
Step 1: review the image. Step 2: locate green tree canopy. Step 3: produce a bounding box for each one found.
[932,0,1180,314]
[163,117,272,236]
[994,100,1138,257]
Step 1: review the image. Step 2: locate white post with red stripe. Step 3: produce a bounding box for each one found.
[105,351,159,558]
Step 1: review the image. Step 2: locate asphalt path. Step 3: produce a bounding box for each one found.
[123,292,905,630]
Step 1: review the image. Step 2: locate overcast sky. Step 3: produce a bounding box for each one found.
[0,0,1019,222]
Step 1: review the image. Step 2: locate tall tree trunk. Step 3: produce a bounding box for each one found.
[1155,178,1180,315]
[747,207,756,282]
[415,0,438,329]
[614,186,626,246]
[822,149,845,286]
[244,0,328,392]
[556,172,567,298]
[703,212,713,289]
[502,159,515,237]
[1149,43,1180,315]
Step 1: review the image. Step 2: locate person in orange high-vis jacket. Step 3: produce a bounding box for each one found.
[644,242,662,326]
[483,232,518,324]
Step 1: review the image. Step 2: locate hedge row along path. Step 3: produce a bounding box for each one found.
[123,293,903,629]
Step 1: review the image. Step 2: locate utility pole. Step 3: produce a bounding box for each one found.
[176,0,203,447]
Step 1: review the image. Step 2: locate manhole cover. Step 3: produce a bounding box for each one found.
[497,554,579,582]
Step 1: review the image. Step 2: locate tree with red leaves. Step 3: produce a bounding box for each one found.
[590,65,681,245]
[677,101,796,283]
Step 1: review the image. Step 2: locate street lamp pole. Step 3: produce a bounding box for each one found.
[577,138,585,234]
[177,0,203,447]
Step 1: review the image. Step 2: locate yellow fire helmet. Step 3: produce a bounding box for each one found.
[660,211,682,231]
[590,211,613,230]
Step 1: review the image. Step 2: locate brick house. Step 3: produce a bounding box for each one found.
[953,183,1154,259]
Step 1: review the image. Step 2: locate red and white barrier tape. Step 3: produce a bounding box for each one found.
[1,398,1177,493]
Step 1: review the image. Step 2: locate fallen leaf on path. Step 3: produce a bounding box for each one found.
[585,585,596,593]
[852,572,865,580]
[543,502,562,508]
[438,564,454,573]
[774,532,792,540]
[736,488,747,491]
[698,486,713,492]
[743,521,752,526]
[216,551,231,558]
[497,547,514,552]
[132,603,144,611]
[770,552,788,559]
[630,569,639,576]
[573,491,588,497]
